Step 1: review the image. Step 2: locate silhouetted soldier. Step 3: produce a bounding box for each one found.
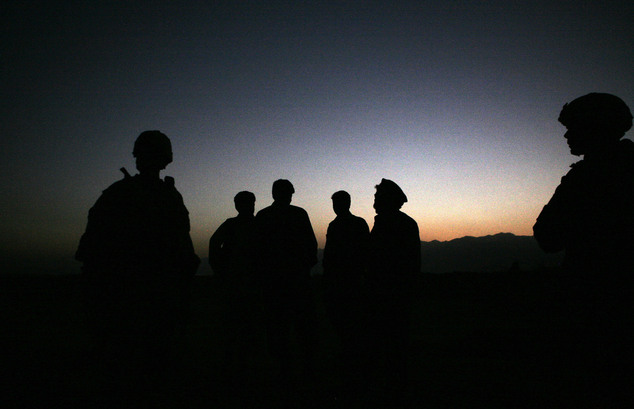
[76,130,200,403]
[533,93,634,398]
[208,191,262,388]
[365,178,420,406]
[255,179,319,388]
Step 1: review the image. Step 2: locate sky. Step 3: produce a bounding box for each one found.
[2,0,633,271]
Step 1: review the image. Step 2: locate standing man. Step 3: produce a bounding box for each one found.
[533,93,634,401]
[76,130,200,402]
[366,178,420,406]
[255,179,319,386]
[322,190,370,403]
[208,191,261,388]
[323,190,370,346]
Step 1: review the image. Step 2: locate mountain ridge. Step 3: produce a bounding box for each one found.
[417,232,562,273]
[196,232,563,275]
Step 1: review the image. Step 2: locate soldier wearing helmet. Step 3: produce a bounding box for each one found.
[533,93,634,271]
[77,130,198,274]
[533,93,634,397]
[76,130,199,398]
[133,129,173,170]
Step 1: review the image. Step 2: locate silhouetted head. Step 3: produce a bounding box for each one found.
[272,179,294,205]
[133,130,173,172]
[559,93,633,156]
[373,179,407,214]
[234,191,256,216]
[331,190,351,216]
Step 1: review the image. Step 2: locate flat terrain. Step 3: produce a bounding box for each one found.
[2,271,631,408]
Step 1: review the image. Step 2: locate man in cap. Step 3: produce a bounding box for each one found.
[76,130,200,402]
[365,178,420,405]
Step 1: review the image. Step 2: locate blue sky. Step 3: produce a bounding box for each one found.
[2,0,633,270]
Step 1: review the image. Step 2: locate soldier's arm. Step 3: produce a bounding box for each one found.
[322,223,332,271]
[533,203,566,253]
[353,218,371,272]
[208,221,229,274]
[409,219,422,274]
[301,210,319,268]
[533,172,578,253]
[75,187,120,264]
[170,185,201,276]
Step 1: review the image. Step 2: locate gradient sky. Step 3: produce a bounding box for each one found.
[2,0,633,269]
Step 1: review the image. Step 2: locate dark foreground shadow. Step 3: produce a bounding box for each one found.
[5,270,634,409]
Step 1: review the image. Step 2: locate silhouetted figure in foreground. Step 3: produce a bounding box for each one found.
[208,191,262,389]
[76,131,200,405]
[322,190,369,401]
[534,93,634,400]
[365,179,420,407]
[255,180,319,392]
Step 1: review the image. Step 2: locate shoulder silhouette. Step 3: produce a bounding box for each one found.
[323,190,370,276]
[76,130,199,275]
[533,93,634,272]
[369,178,421,279]
[255,179,318,273]
[208,191,258,281]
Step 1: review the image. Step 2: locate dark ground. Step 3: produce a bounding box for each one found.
[3,270,633,408]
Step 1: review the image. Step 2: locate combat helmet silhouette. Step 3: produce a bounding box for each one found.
[133,130,173,168]
[558,93,632,138]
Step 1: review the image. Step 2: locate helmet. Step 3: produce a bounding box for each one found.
[133,130,173,166]
[558,93,632,138]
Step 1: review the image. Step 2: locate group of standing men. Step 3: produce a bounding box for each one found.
[208,177,420,404]
[75,128,421,404]
[76,92,634,405]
